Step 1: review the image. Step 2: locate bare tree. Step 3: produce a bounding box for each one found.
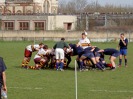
[66,1,76,14]
[58,0,133,14]
[74,0,88,13]
[58,0,67,14]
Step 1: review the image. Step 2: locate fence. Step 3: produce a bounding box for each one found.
[77,14,133,31]
[0,30,133,42]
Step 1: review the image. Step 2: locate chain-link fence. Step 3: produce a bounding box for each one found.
[77,13,133,32]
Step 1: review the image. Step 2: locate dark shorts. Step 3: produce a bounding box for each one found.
[99,58,104,62]
[95,52,101,57]
[82,53,94,59]
[112,52,120,57]
[120,49,127,55]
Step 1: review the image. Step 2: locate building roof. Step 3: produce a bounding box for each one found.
[6,0,33,3]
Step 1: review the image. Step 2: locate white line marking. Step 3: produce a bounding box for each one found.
[90,90,133,93]
[8,87,43,90]
[7,87,133,93]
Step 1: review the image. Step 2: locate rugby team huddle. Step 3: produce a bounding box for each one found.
[21,32,128,71]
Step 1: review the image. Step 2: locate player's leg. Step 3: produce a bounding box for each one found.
[49,56,56,69]
[65,55,72,68]
[91,57,104,71]
[39,59,47,69]
[118,49,123,67]
[76,56,80,69]
[95,57,105,69]
[124,55,127,67]
[111,52,120,70]
[79,55,86,71]
[60,49,65,71]
[110,56,116,70]
[33,58,42,70]
[123,49,127,67]
[22,49,32,68]
[55,49,60,70]
[119,54,122,67]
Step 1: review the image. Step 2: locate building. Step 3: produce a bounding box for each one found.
[0,0,77,31]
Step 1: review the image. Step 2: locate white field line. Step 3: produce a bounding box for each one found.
[8,87,133,93]
[90,89,133,93]
[8,87,43,90]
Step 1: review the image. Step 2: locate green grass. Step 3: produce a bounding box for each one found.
[0,41,133,99]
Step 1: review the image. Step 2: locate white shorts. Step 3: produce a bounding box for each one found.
[55,48,64,60]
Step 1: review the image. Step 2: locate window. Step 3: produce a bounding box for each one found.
[4,22,14,30]
[35,22,44,30]
[67,23,72,30]
[64,23,72,30]
[19,22,29,30]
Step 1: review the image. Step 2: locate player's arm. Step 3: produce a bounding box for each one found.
[120,37,127,46]
[35,48,40,51]
[77,41,81,47]
[91,47,95,52]
[2,71,7,92]
[98,49,104,53]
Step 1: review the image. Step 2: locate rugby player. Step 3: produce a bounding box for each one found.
[21,43,44,68]
[79,47,104,71]
[93,47,106,69]
[33,45,49,70]
[69,43,84,68]
[98,48,120,70]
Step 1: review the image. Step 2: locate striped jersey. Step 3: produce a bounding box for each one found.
[78,37,91,49]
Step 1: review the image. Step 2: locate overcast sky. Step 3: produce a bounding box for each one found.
[61,0,133,6]
[89,0,133,6]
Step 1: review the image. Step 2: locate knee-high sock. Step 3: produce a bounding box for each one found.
[60,62,64,69]
[25,60,30,66]
[28,66,36,70]
[119,59,122,65]
[80,61,84,70]
[125,59,127,65]
[56,62,59,69]
[96,63,103,70]
[77,60,80,68]
[21,60,26,67]
[99,61,105,68]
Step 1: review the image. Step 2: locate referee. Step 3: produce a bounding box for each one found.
[53,38,69,71]
[118,33,128,67]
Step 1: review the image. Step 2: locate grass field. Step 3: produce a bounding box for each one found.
[0,41,133,99]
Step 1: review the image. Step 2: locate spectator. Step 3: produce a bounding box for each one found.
[0,57,7,98]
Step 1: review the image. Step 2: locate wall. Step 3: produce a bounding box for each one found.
[0,31,132,42]
[48,15,77,30]
[0,15,48,30]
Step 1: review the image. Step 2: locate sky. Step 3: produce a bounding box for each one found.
[62,0,133,6]
[89,0,133,6]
